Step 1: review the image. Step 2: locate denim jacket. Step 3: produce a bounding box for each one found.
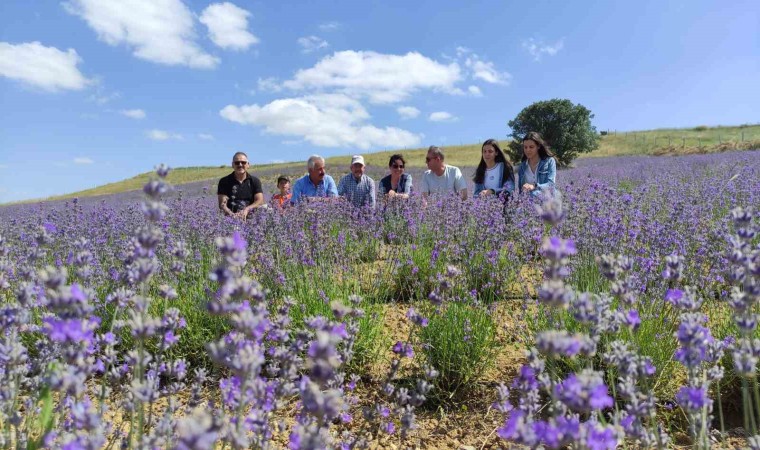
[473,163,515,197]
[518,157,557,196]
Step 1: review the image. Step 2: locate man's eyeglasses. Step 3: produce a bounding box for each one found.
[233,161,248,166]
[391,164,405,169]
[425,157,437,162]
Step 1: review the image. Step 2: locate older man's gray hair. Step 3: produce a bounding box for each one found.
[307,155,325,169]
[427,145,445,161]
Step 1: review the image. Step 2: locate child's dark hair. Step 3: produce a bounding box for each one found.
[277,176,290,185]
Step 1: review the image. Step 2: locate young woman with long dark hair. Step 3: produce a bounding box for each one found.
[517,131,557,197]
[473,139,515,198]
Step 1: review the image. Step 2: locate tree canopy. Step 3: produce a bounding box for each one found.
[507,99,600,167]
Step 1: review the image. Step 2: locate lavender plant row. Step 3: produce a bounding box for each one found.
[0,150,758,449]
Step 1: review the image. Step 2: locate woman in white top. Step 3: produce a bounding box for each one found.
[473,139,516,198]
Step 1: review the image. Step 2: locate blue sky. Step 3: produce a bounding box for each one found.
[1,0,758,203]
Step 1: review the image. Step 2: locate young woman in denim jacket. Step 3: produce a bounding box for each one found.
[473,139,516,199]
[518,131,557,197]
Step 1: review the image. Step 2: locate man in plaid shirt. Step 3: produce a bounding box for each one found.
[338,155,376,209]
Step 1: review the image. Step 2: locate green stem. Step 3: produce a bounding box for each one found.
[751,377,760,436]
[742,378,752,439]
[716,379,725,436]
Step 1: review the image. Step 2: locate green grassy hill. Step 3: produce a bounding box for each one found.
[38,123,760,202]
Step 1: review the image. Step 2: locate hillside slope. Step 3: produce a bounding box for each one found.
[29,123,760,202]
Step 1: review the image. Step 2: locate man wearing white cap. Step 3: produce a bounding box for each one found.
[338,155,376,209]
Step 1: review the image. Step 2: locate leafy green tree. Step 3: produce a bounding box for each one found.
[507,99,600,167]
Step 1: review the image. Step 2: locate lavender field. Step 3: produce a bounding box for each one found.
[1,151,759,449]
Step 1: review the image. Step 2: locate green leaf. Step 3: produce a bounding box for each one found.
[26,386,54,450]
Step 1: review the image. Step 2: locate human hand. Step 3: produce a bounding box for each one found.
[522,183,535,192]
[387,190,397,198]
[237,208,250,220]
[479,189,492,197]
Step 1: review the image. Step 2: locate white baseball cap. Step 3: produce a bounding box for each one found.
[351,155,365,166]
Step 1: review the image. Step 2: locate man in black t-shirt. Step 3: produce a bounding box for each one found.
[217,152,264,219]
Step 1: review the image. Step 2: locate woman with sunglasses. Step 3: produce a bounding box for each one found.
[378,154,413,199]
[473,139,515,199]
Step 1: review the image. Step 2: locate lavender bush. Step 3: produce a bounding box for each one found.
[0,150,758,448]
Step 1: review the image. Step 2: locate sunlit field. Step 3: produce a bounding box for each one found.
[31,124,760,204]
[1,151,759,449]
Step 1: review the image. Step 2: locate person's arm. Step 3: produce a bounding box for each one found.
[326,176,339,198]
[535,158,557,192]
[337,176,346,197]
[369,180,376,209]
[290,179,302,205]
[240,193,265,218]
[244,178,265,210]
[217,194,235,216]
[519,162,536,193]
[402,174,412,195]
[473,182,493,197]
[454,168,468,200]
[420,174,430,198]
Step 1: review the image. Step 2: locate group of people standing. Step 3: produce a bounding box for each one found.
[216,132,557,218]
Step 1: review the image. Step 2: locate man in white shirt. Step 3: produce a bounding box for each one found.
[419,146,467,200]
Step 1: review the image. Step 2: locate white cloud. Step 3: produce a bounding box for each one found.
[318,22,340,32]
[456,47,511,85]
[522,38,565,61]
[0,164,8,169]
[397,106,420,119]
[198,133,215,140]
[120,109,146,119]
[200,2,259,51]
[257,77,282,93]
[269,159,285,163]
[73,157,94,164]
[63,0,219,69]
[0,41,91,92]
[429,111,457,122]
[220,93,422,149]
[282,50,462,104]
[147,129,183,141]
[88,86,120,104]
[467,57,510,84]
[468,85,482,96]
[297,36,329,53]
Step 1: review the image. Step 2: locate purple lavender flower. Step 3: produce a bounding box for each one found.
[675,385,710,411]
[554,370,613,413]
[535,331,596,358]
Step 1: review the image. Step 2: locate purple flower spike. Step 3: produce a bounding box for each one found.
[554,370,613,413]
[585,423,618,450]
[675,385,710,411]
[625,309,641,330]
[43,317,98,345]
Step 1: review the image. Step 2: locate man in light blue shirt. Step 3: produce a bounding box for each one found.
[290,155,339,204]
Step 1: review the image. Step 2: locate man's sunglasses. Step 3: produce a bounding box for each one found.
[233,161,248,166]
[391,164,405,169]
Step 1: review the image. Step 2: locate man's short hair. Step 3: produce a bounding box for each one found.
[307,155,325,170]
[427,146,445,161]
[232,151,248,161]
[277,176,290,185]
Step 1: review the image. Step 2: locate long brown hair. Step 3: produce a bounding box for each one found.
[521,131,555,162]
[474,139,514,185]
